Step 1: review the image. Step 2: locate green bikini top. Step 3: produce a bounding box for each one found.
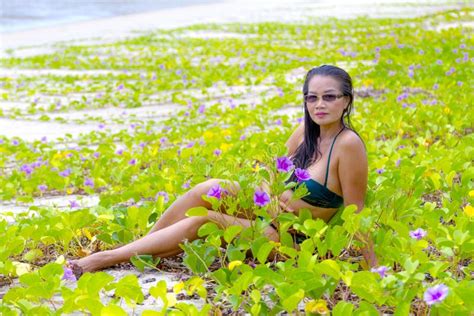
[292,127,345,209]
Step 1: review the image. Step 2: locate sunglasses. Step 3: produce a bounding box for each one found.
[304,94,345,103]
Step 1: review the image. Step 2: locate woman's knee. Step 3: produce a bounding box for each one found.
[190,178,240,200]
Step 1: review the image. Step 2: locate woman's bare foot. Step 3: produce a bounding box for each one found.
[70,250,115,274]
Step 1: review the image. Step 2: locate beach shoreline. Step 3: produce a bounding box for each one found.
[0,0,461,51]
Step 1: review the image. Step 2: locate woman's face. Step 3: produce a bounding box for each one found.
[305,75,349,127]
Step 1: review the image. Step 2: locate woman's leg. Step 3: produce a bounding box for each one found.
[147,179,241,234]
[71,210,279,273]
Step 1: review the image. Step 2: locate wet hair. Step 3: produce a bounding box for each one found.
[289,65,359,175]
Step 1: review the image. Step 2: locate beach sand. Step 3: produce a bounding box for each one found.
[1,0,460,51]
[0,0,469,312]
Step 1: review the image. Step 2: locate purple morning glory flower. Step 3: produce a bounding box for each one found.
[155,191,169,203]
[423,284,449,305]
[239,135,246,141]
[12,139,19,146]
[20,164,34,176]
[409,228,427,240]
[371,266,388,278]
[275,119,282,125]
[207,184,224,200]
[198,104,206,114]
[116,148,124,155]
[98,123,105,129]
[296,117,304,124]
[213,149,222,156]
[129,158,137,165]
[160,137,168,144]
[396,159,401,167]
[38,184,47,192]
[117,84,124,91]
[433,83,439,90]
[41,136,47,143]
[69,200,80,208]
[59,168,72,177]
[84,178,94,188]
[276,156,294,173]
[182,181,191,189]
[93,152,100,158]
[294,168,311,182]
[376,168,385,174]
[0,139,4,144]
[186,141,195,148]
[254,190,271,207]
[62,266,77,282]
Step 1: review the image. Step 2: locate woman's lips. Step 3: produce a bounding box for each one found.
[315,113,328,117]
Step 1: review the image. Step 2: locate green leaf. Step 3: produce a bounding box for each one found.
[224,225,242,243]
[350,271,384,304]
[332,301,354,316]
[186,206,209,217]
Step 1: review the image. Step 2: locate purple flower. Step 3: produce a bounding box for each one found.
[186,141,195,148]
[117,84,124,91]
[41,136,47,143]
[294,168,311,182]
[139,142,146,148]
[239,135,246,141]
[296,117,304,124]
[160,137,168,144]
[155,191,169,203]
[62,266,77,282]
[198,104,206,114]
[396,159,401,167]
[182,181,191,189]
[371,266,388,278]
[409,228,427,240]
[276,156,294,173]
[129,158,137,165]
[376,168,385,174]
[12,139,19,146]
[433,83,439,90]
[59,169,72,177]
[84,178,94,188]
[98,123,105,129]
[423,284,449,305]
[93,152,100,158]
[457,81,463,87]
[116,148,124,155]
[254,190,271,207]
[38,184,47,192]
[69,200,80,208]
[275,119,282,125]
[207,184,224,200]
[20,164,34,176]
[213,149,222,156]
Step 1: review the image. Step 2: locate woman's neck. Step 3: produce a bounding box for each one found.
[319,123,345,142]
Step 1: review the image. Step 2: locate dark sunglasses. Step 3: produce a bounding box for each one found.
[304,94,345,103]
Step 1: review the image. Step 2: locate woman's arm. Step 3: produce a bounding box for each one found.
[338,133,377,268]
[285,121,305,156]
[337,133,367,212]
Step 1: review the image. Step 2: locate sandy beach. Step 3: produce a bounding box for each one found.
[1,0,472,313]
[1,0,461,51]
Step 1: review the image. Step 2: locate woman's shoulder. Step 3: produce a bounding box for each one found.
[337,128,366,153]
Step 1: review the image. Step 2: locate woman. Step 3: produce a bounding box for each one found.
[69,65,375,275]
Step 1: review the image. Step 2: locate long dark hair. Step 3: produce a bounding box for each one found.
[289,65,357,175]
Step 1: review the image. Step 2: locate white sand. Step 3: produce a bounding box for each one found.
[0,0,460,52]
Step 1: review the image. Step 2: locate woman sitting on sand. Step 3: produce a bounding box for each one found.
[69,65,376,275]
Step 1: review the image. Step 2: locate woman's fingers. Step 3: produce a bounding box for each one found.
[279,200,294,213]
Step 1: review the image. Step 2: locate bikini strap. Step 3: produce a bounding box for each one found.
[323,127,345,187]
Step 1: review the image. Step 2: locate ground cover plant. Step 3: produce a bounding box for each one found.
[0,5,473,315]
